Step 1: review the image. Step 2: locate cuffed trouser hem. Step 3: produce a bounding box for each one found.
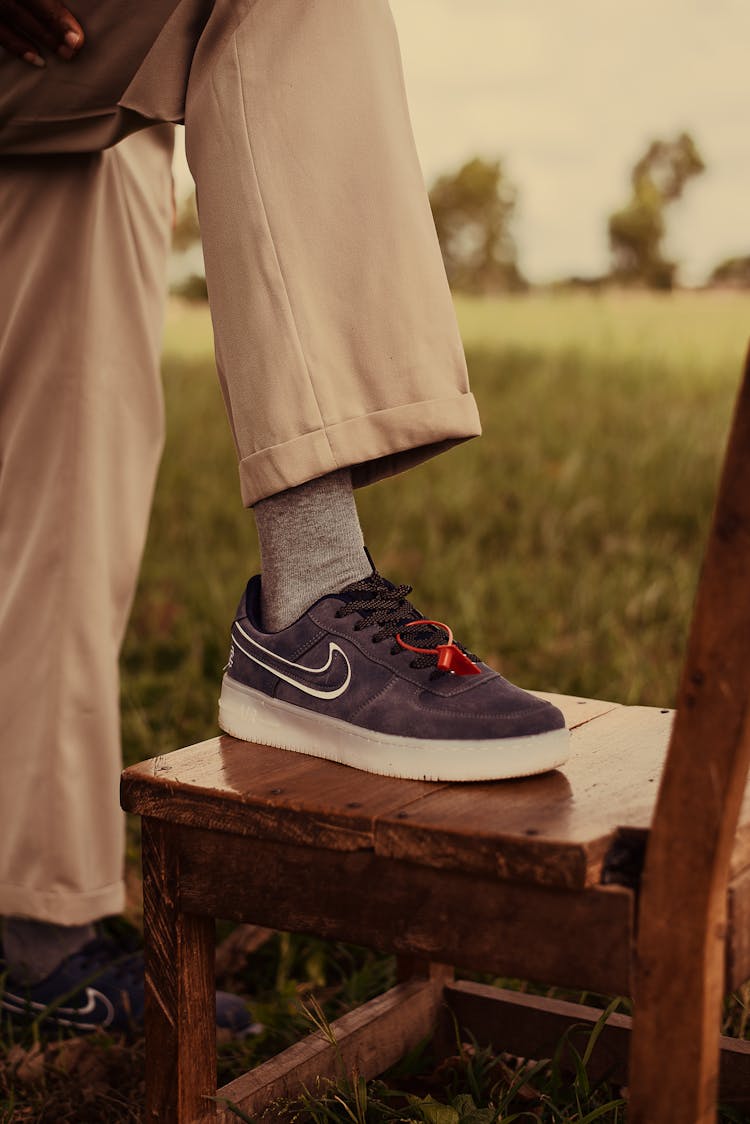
[239,390,481,506]
[0,880,126,927]
[1,0,478,515]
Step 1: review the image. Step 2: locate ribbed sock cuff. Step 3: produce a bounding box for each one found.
[253,467,372,631]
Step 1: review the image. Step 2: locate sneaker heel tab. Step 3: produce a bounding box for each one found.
[237,575,262,623]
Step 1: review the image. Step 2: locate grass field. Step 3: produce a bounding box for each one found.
[4,290,750,1121]
[129,288,748,776]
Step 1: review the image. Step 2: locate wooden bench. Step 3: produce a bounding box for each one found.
[121,351,750,1124]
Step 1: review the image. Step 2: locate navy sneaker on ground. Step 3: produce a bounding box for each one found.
[0,934,259,1037]
[218,571,568,782]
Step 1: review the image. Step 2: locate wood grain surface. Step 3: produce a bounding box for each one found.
[121,694,685,891]
[375,704,672,888]
[175,823,634,996]
[629,348,750,1123]
[443,980,750,1109]
[215,979,444,1122]
[141,817,217,1123]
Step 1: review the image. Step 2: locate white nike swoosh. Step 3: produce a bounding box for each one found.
[232,623,352,699]
[1,985,116,1030]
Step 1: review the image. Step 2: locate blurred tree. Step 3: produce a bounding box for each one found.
[175,166,526,296]
[172,190,200,252]
[171,273,209,301]
[708,254,750,289]
[608,132,705,290]
[170,191,208,300]
[429,157,525,293]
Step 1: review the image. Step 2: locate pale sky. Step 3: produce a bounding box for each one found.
[174,0,750,285]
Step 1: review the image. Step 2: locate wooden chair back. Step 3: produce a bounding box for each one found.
[630,345,750,1121]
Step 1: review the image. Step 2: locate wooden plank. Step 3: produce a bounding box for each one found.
[443,980,750,1108]
[141,817,217,1124]
[126,689,750,895]
[376,705,672,889]
[122,702,665,890]
[214,979,444,1122]
[122,702,750,889]
[175,824,634,996]
[122,735,439,852]
[531,692,621,728]
[443,981,631,1083]
[125,695,750,896]
[630,349,750,1124]
[605,813,750,895]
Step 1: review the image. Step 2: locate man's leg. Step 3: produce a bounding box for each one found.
[1,0,566,800]
[1,0,483,629]
[182,0,480,507]
[179,0,566,773]
[0,120,255,1034]
[177,0,483,631]
[0,0,477,1005]
[2,0,481,504]
[0,126,174,935]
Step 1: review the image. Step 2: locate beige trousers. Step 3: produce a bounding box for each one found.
[0,0,480,923]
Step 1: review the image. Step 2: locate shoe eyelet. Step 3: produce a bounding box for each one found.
[334,609,344,619]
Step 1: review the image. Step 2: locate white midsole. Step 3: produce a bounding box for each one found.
[218,675,569,782]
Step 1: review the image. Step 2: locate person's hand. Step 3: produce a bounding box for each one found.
[0,0,83,68]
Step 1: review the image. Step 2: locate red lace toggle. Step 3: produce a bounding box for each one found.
[395,620,481,676]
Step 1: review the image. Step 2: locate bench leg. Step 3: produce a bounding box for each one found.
[142,816,217,1123]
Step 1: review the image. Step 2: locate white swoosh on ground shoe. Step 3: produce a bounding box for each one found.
[232,623,352,699]
[1,986,116,1030]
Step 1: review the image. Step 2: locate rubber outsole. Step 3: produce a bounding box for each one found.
[218,674,569,782]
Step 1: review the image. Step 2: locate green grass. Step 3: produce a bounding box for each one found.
[129,289,748,780]
[256,995,628,1123]
[5,290,750,1120]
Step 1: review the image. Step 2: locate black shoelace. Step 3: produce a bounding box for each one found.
[335,574,478,679]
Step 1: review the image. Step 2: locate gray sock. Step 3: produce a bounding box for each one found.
[2,917,97,985]
[253,467,372,632]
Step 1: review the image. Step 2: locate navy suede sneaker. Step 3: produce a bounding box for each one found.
[218,571,568,781]
[0,934,260,1038]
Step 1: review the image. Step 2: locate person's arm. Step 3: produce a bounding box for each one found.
[0,0,83,67]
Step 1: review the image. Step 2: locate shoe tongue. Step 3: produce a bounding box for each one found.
[337,572,401,603]
[339,579,447,645]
